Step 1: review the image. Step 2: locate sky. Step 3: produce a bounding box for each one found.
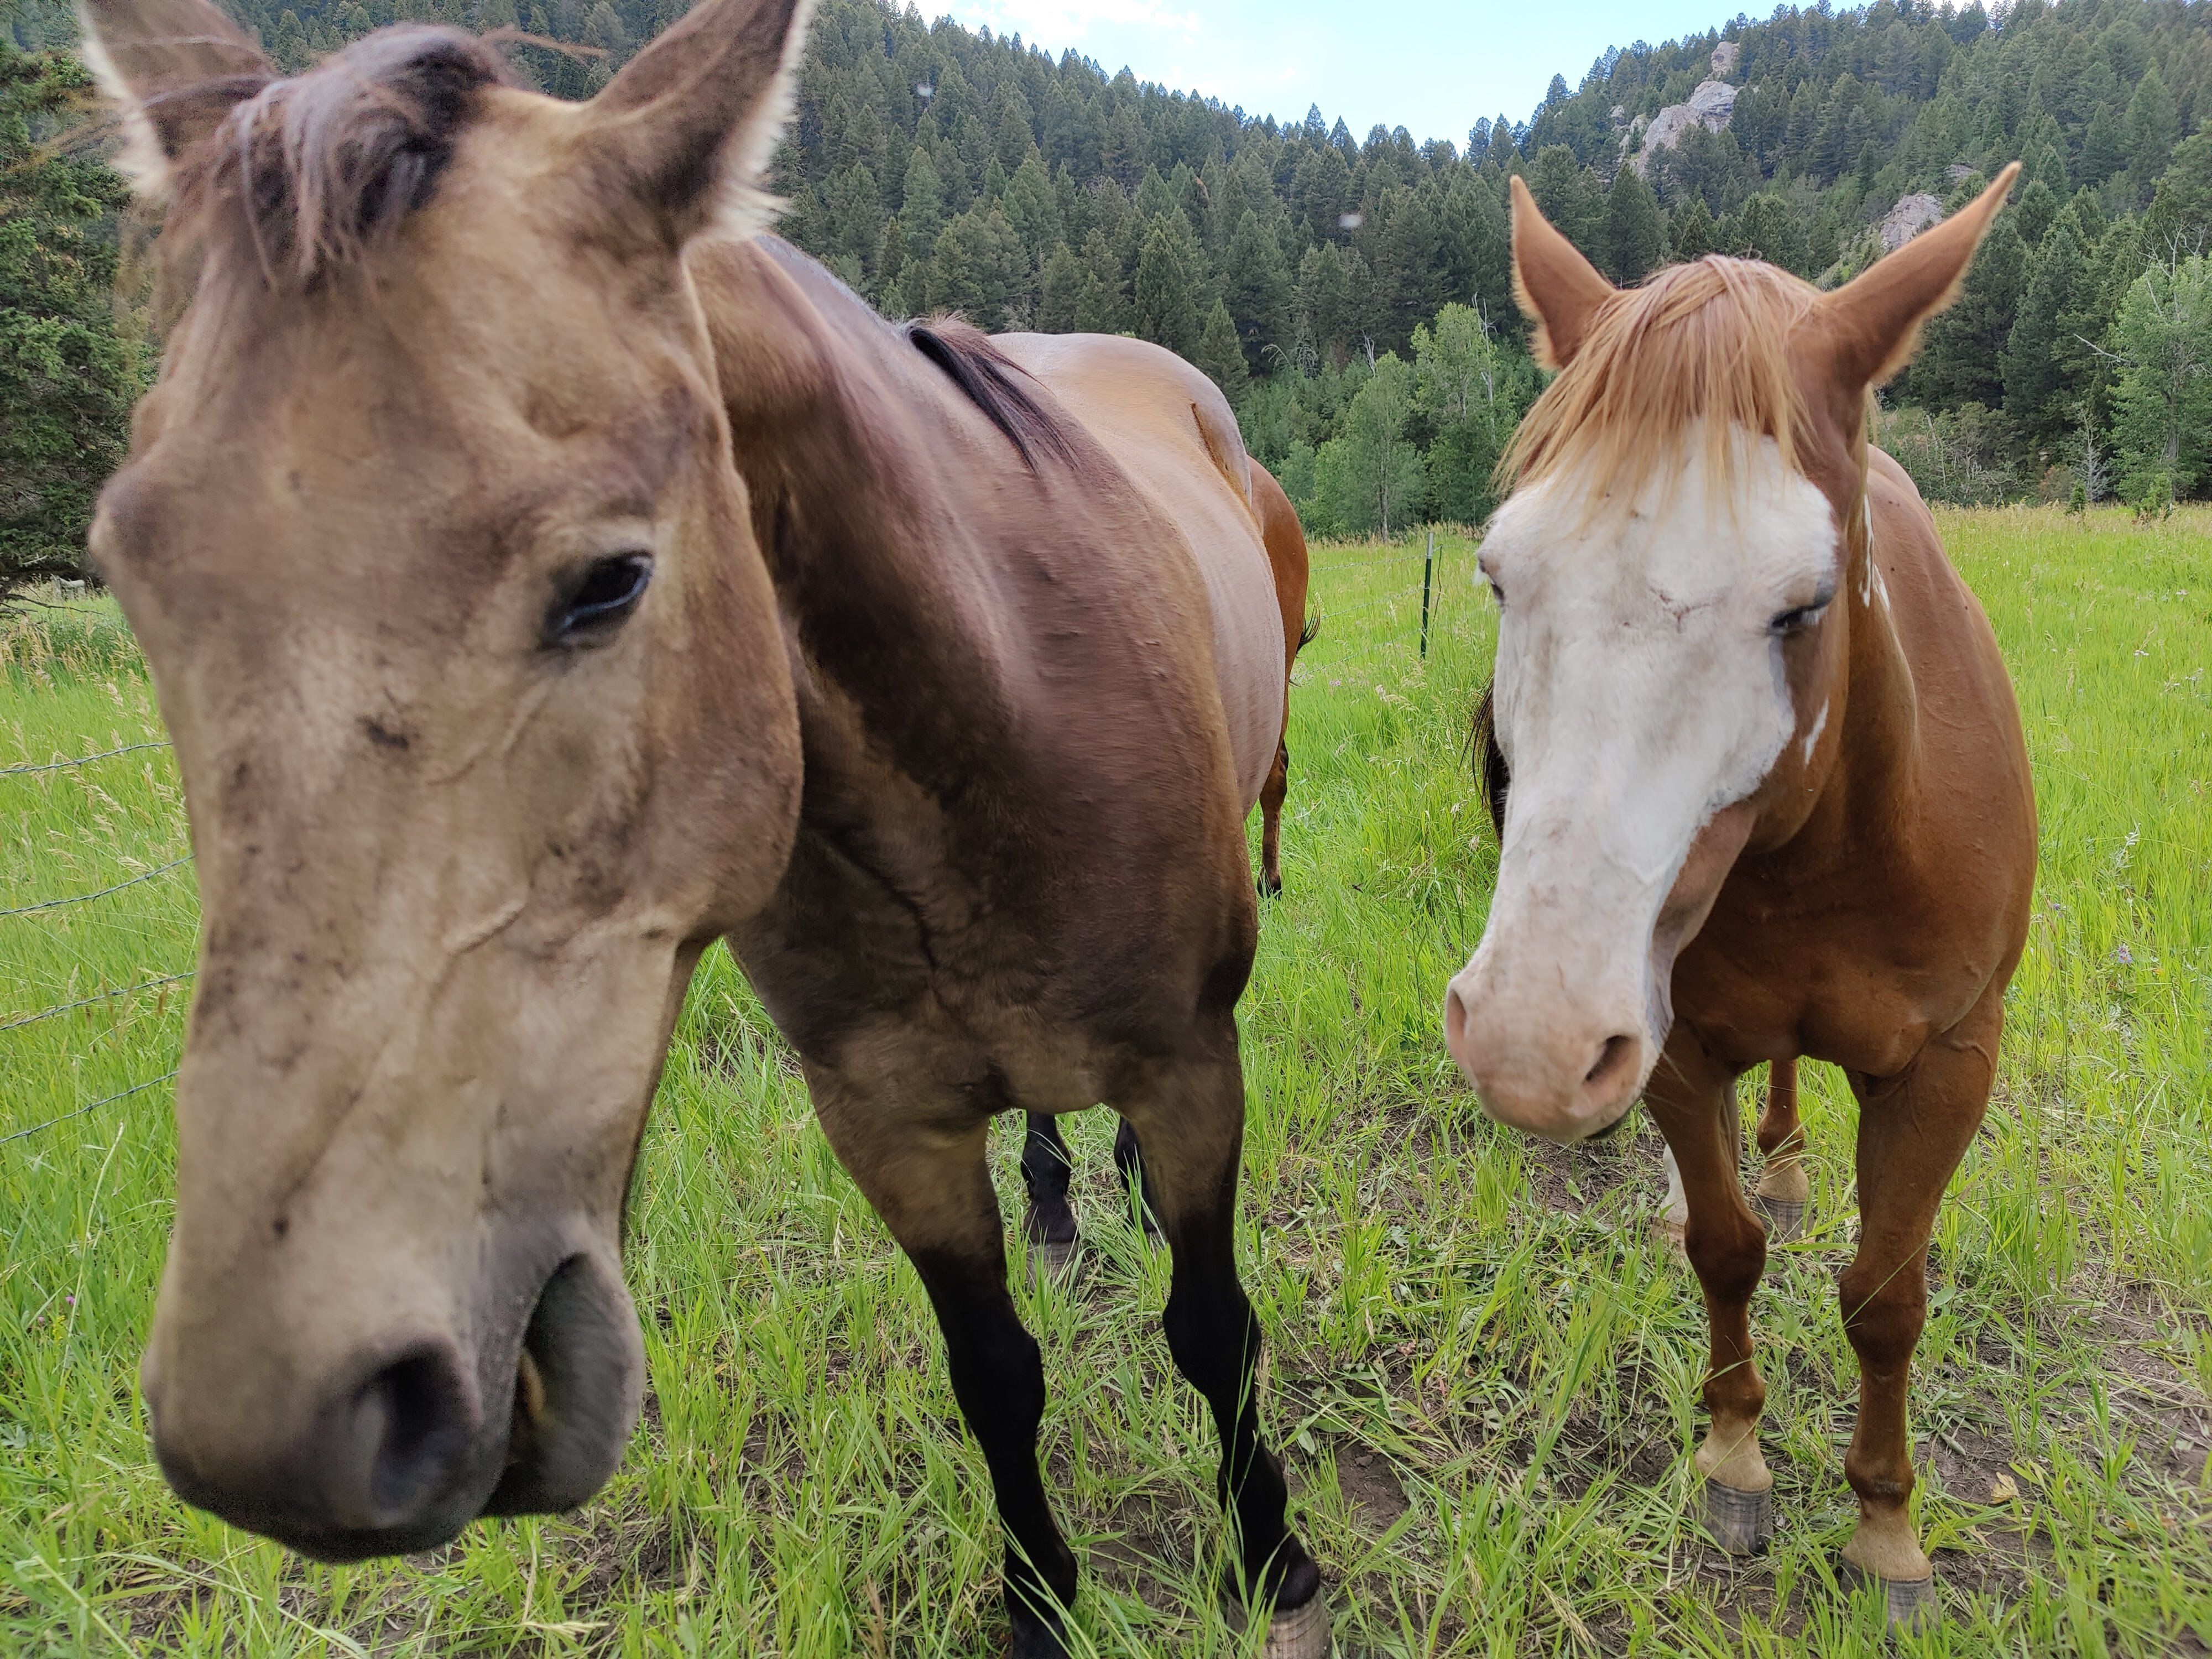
[941,0,1747,150]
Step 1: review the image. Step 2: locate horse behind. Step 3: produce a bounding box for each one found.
[80,0,1327,1651]
[1021,463,1313,1266]
[1448,170,2034,1626]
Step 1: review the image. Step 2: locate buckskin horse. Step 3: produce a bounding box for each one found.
[79,0,1327,1650]
[1446,170,2034,1625]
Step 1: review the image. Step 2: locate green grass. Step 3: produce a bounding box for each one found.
[2,507,2208,1656]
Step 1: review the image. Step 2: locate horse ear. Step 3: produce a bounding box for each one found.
[1809,161,2021,392]
[1509,173,1616,371]
[578,0,815,248]
[76,0,273,200]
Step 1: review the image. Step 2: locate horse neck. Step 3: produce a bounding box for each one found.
[692,239,1016,728]
[1825,483,1925,838]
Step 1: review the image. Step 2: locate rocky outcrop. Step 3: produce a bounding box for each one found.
[1710,40,1740,77]
[1631,80,1737,175]
[1877,192,1945,251]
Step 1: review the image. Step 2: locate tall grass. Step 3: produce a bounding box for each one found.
[1,509,2206,1655]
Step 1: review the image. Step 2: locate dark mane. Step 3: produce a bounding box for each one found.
[165,25,517,286]
[904,318,1082,472]
[1470,681,1509,842]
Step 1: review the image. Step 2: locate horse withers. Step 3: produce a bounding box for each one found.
[80,0,1325,1650]
[1447,170,2034,1624]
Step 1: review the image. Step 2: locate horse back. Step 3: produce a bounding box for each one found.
[995,332,1288,814]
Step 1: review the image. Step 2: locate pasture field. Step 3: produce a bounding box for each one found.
[2,507,2208,1657]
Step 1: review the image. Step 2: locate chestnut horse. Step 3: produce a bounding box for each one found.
[1447,171,2033,1626]
[1021,468,1313,1266]
[79,0,1326,1651]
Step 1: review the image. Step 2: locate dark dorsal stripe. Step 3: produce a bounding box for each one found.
[904,320,1082,473]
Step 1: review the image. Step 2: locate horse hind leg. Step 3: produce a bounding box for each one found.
[1019,1113,1080,1275]
[1257,737,1289,897]
[1116,1027,1327,1655]
[1112,1117,1165,1241]
[1752,1057,1811,1242]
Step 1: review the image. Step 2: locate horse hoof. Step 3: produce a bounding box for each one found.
[1260,1593,1331,1658]
[1652,1217,1686,1256]
[1224,1590,1330,1658]
[1699,1478,1774,1556]
[1845,1561,1939,1630]
[1025,1239,1077,1284]
[1754,1195,1807,1242]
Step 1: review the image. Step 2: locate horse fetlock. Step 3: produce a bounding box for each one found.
[1693,1414,1772,1496]
[1841,1503,1931,1587]
[1753,1155,1811,1206]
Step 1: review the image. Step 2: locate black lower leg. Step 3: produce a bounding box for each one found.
[1019,1115,1078,1246]
[1160,1202,1319,1613]
[1112,1118,1164,1239]
[909,1246,1079,1656]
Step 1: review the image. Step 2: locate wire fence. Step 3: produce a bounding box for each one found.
[0,530,1493,1156]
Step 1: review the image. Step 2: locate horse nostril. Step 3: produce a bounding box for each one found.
[355,1346,474,1521]
[1584,1032,1639,1092]
[1444,984,1470,1049]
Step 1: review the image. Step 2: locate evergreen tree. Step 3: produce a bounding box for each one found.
[1073,231,1129,334]
[2004,221,2088,457]
[1037,242,1084,333]
[1601,167,1666,285]
[2,40,142,593]
[1221,208,1290,370]
[2124,66,2178,205]
[1910,215,2026,414]
[1000,154,1062,258]
[1526,144,1601,263]
[1731,193,1810,275]
[900,148,946,265]
[1132,221,1200,358]
[1194,300,1248,398]
[1671,197,1718,262]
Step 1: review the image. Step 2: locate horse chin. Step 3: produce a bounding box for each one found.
[481,1253,644,1519]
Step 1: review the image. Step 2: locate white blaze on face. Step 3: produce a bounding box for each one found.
[1444,428,1838,1141]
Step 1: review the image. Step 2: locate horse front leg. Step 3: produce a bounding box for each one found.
[1646,1038,1774,1556]
[1838,998,2002,1629]
[1751,1057,1811,1241]
[1116,1021,1327,1656]
[812,1079,1079,1658]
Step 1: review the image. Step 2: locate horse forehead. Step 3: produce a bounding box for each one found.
[1498,442,1840,607]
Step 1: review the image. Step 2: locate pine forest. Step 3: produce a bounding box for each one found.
[7,0,2212,583]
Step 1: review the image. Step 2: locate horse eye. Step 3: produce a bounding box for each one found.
[1769,596,1830,636]
[548,554,653,645]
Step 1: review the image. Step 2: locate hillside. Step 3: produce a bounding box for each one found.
[6,0,2212,575]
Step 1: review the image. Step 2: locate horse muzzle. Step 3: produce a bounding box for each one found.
[143,1248,641,1561]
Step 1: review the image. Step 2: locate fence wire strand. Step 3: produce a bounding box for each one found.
[1,971,195,1035]
[0,740,171,778]
[0,856,192,919]
[1,1070,179,1146]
